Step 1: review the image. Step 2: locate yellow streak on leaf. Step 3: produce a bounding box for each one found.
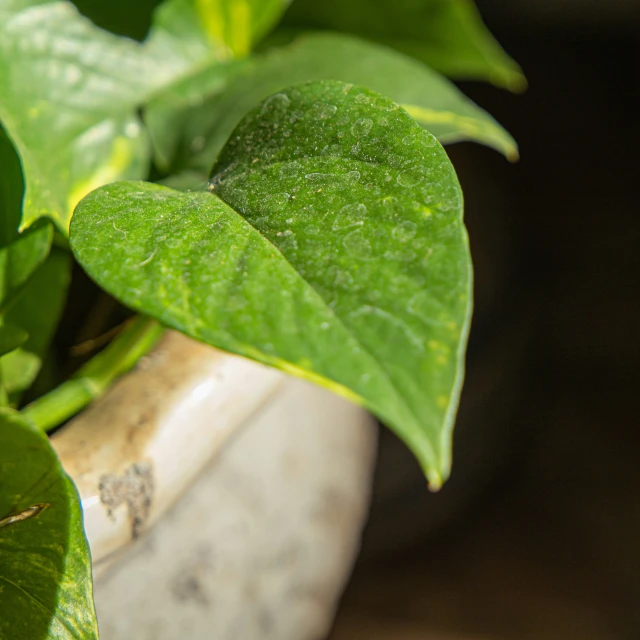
[229,0,251,57]
[195,0,227,51]
[195,0,251,58]
[402,103,519,162]
[241,345,364,406]
[66,137,134,231]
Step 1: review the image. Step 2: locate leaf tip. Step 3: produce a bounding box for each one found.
[427,473,443,493]
[497,67,527,94]
[506,144,520,163]
[509,72,528,95]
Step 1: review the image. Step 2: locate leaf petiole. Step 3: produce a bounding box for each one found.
[20,315,163,432]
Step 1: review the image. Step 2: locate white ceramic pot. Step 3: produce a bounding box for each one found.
[52,331,377,639]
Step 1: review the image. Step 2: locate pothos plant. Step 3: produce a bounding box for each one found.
[0,0,522,637]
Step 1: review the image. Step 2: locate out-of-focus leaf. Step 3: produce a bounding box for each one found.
[0,248,71,398]
[0,221,53,311]
[147,0,292,61]
[0,320,27,357]
[70,0,161,41]
[0,408,98,639]
[157,170,211,191]
[145,59,247,171]
[0,129,53,310]
[74,0,290,47]
[146,33,517,175]
[71,81,472,487]
[0,0,155,233]
[281,0,525,91]
[0,126,25,244]
[0,0,290,234]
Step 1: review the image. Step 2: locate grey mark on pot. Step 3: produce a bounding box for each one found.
[99,461,154,540]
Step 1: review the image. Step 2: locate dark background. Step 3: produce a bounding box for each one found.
[328,1,640,638]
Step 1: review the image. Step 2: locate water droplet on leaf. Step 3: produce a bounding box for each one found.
[309,102,338,120]
[392,221,417,242]
[342,230,373,259]
[261,92,290,115]
[351,118,373,137]
[397,168,426,188]
[420,130,437,147]
[333,203,367,230]
[279,162,301,178]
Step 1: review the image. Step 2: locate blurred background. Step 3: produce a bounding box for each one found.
[326,1,640,638]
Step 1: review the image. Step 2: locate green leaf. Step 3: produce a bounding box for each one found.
[0,0,289,234]
[69,0,161,41]
[73,0,290,47]
[0,126,26,244]
[144,59,247,172]
[0,320,27,357]
[0,222,53,312]
[0,248,71,398]
[145,33,517,175]
[142,0,291,168]
[281,0,525,91]
[70,80,472,487]
[0,0,155,234]
[0,129,54,309]
[147,0,292,61]
[157,170,211,192]
[0,408,98,639]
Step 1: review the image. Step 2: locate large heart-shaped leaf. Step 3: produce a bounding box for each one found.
[281,0,525,91]
[71,81,472,486]
[0,0,289,234]
[146,33,517,175]
[0,409,98,639]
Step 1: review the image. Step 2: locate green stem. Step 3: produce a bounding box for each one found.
[21,315,164,432]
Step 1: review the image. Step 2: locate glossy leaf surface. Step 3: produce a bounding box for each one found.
[0,409,98,639]
[71,81,472,486]
[146,33,517,174]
